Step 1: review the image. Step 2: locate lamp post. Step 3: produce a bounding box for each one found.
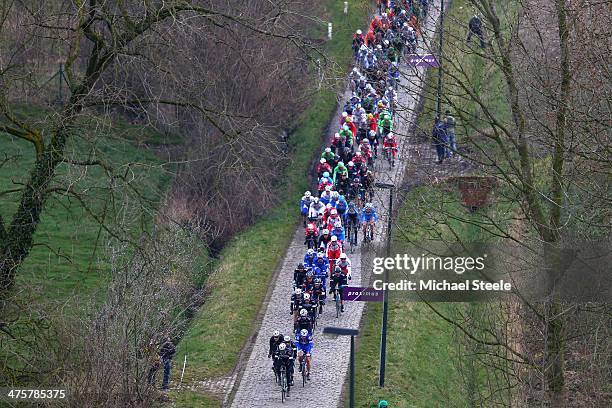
[436,0,446,118]
[374,182,394,387]
[323,327,359,408]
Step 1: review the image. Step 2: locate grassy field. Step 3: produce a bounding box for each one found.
[351,1,519,406]
[0,107,181,306]
[173,0,372,395]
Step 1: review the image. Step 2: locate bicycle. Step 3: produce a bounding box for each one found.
[363,222,375,244]
[279,364,289,402]
[333,286,344,318]
[300,358,307,387]
[305,235,317,250]
[384,146,394,168]
[347,219,359,253]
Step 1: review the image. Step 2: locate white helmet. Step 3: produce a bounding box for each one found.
[313,197,319,203]
[300,309,308,317]
[295,288,302,295]
[342,111,348,117]
[325,186,332,192]
[278,343,287,351]
[331,191,339,199]
[334,132,340,138]
[340,253,347,260]
[320,158,326,164]
[331,235,338,242]
[305,191,311,197]
[334,220,342,228]
[273,330,280,337]
[388,132,394,137]
[356,151,362,156]
[325,147,331,153]
[348,161,354,166]
[377,44,382,50]
[322,228,329,234]
[317,252,324,258]
[356,29,362,35]
[303,293,310,300]
[356,104,361,109]
[307,249,315,255]
[284,335,291,342]
[352,67,358,73]
[300,329,308,336]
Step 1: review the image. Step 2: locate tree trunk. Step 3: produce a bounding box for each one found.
[0,128,68,292]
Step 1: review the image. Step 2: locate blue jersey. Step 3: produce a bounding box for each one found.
[332,226,346,242]
[313,256,329,274]
[296,335,314,354]
[361,208,378,223]
[300,198,310,216]
[303,253,316,268]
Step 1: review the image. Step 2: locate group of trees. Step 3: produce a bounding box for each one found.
[394,0,609,405]
[1,0,324,400]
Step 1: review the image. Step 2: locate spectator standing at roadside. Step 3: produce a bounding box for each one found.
[432,117,447,164]
[445,110,457,158]
[159,337,176,390]
[467,14,486,48]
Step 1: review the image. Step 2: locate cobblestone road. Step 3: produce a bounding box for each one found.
[229,4,442,407]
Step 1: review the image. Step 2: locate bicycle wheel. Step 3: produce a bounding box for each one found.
[301,360,307,387]
[335,291,340,318]
[280,366,287,402]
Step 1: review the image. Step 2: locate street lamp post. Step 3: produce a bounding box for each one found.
[374,182,395,387]
[323,327,359,408]
[436,0,446,118]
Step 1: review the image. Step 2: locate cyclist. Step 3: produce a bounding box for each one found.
[320,185,333,205]
[331,132,344,155]
[283,335,297,358]
[346,201,360,241]
[329,266,349,312]
[361,202,379,242]
[329,190,340,208]
[316,158,331,178]
[339,125,354,149]
[308,197,324,220]
[303,248,316,268]
[318,172,333,192]
[274,342,295,389]
[359,138,374,165]
[347,161,359,180]
[321,147,336,164]
[335,172,350,197]
[352,150,367,168]
[336,253,352,280]
[326,235,343,272]
[301,293,316,321]
[331,220,346,244]
[293,263,307,288]
[318,228,332,252]
[300,191,313,227]
[383,132,398,166]
[304,222,318,249]
[269,330,284,359]
[312,253,329,279]
[290,288,304,323]
[367,130,380,158]
[296,329,314,380]
[301,271,315,294]
[295,309,313,335]
[312,278,325,313]
[378,107,393,138]
[326,208,342,231]
[348,177,363,205]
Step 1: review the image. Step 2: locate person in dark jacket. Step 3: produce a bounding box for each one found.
[467,14,486,48]
[432,117,447,164]
[159,337,176,390]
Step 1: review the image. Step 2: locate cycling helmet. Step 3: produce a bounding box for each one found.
[307,224,314,230]
[305,191,311,197]
[384,40,390,46]
[334,220,342,228]
[378,401,389,408]
[278,343,287,351]
[345,116,352,122]
[295,288,302,295]
[331,235,338,242]
[334,132,341,139]
[314,278,322,284]
[330,208,337,215]
[284,335,291,342]
[388,132,394,137]
[331,191,339,199]
[317,252,324,258]
[299,309,308,317]
[303,293,311,301]
[356,29,362,35]
[313,197,319,203]
[300,329,308,337]
[335,266,342,273]
[340,253,347,260]
[325,147,331,153]
[369,130,376,137]
[306,271,314,278]
[322,228,329,234]
[348,161,354,167]
[355,151,362,156]
[325,186,332,192]
[367,113,373,119]
[273,330,280,337]
[362,138,369,144]
[356,104,361,109]
[366,203,373,209]
[298,263,305,270]
[377,44,382,50]
[307,248,315,255]
[342,111,348,118]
